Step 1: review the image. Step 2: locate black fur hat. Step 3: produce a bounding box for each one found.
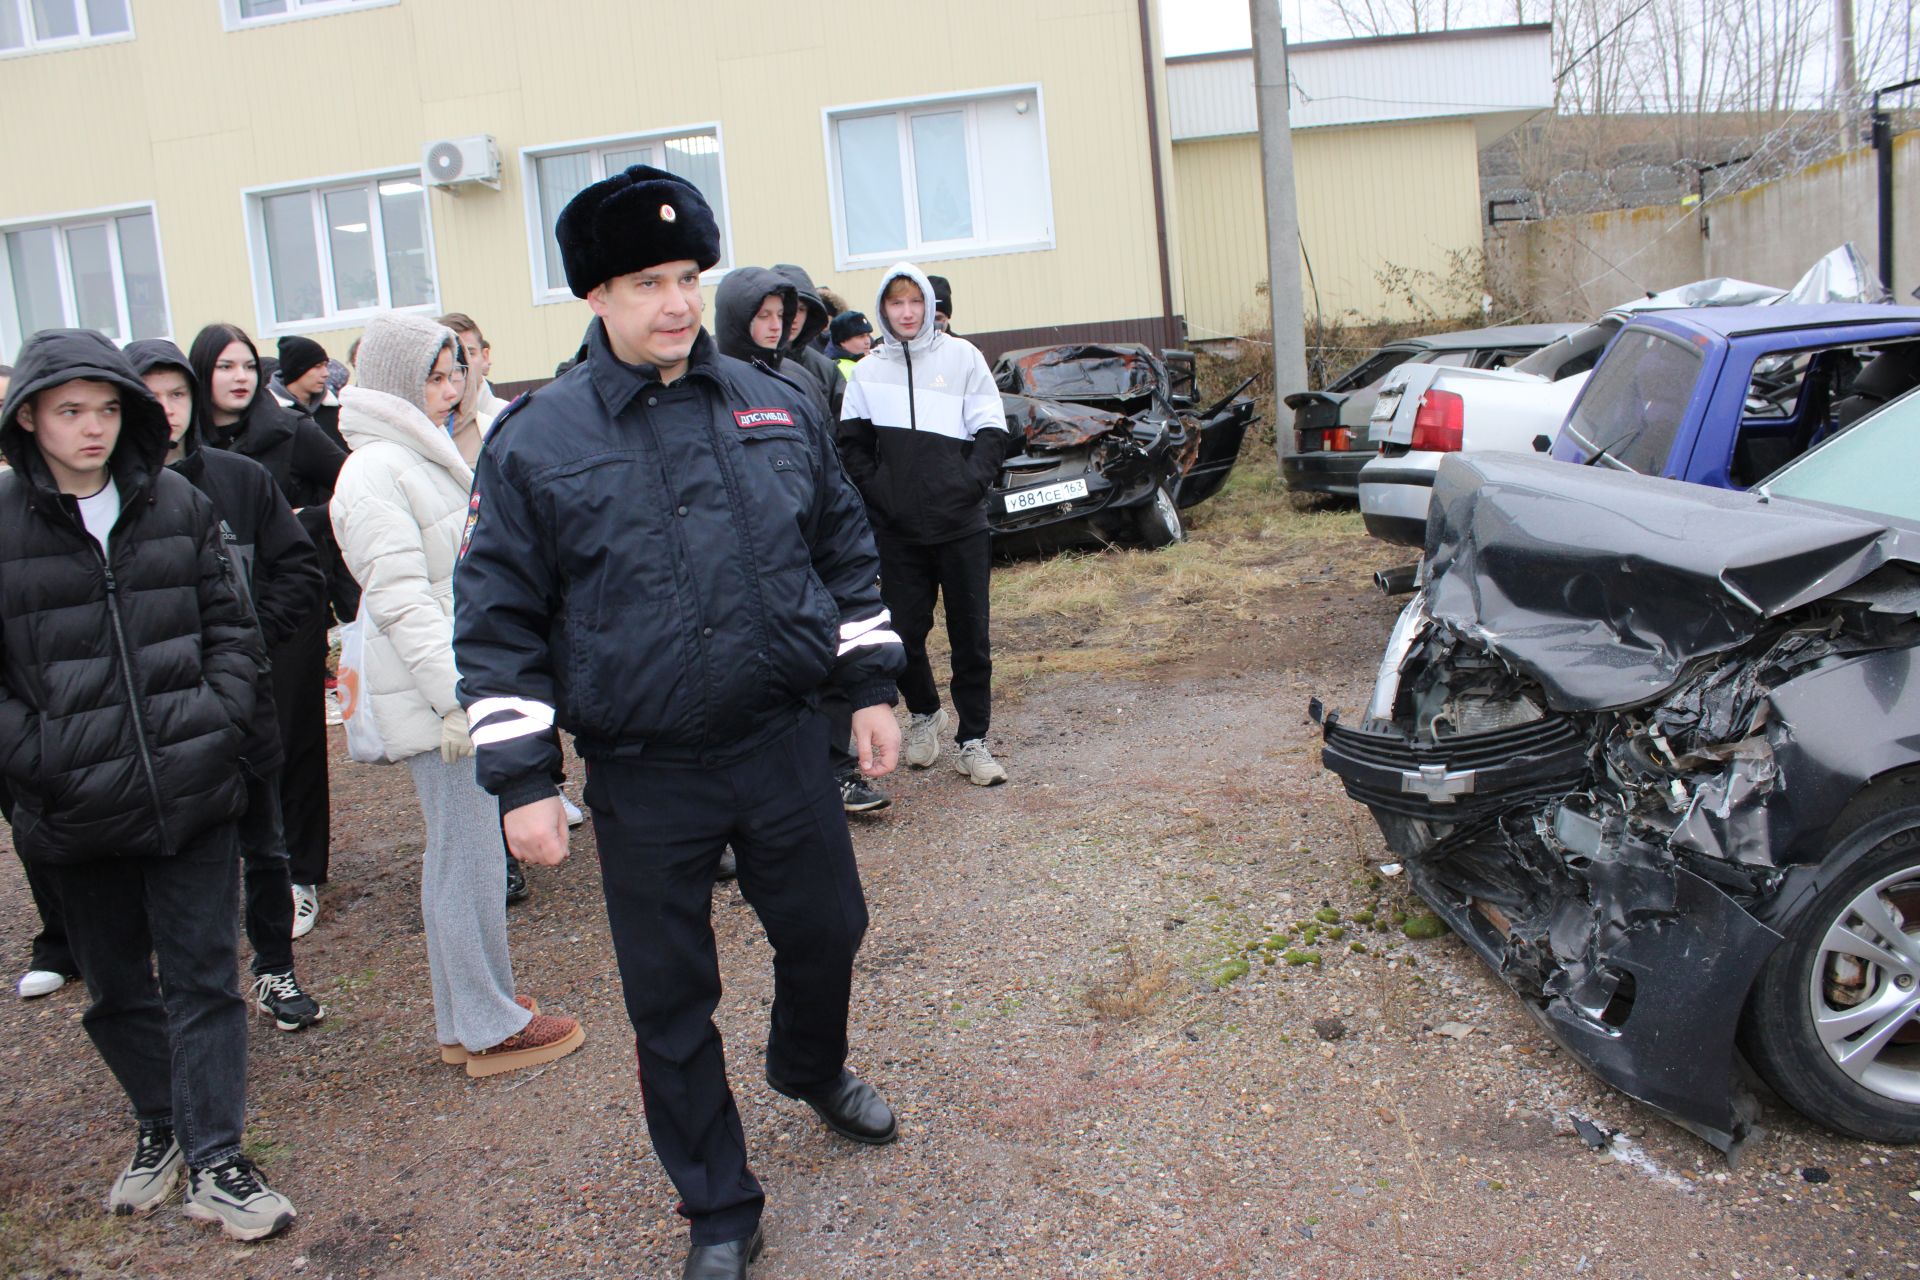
[555,164,721,298]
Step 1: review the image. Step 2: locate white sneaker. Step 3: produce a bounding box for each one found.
[109,1125,182,1216]
[18,969,67,999]
[904,709,948,769]
[563,795,585,828]
[954,739,1008,786]
[290,884,319,940]
[183,1157,295,1242]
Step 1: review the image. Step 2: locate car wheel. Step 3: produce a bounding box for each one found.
[1743,776,1920,1141]
[1135,484,1184,548]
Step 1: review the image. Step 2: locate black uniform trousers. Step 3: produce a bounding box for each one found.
[270,606,331,886]
[820,684,857,780]
[876,529,993,744]
[584,712,869,1247]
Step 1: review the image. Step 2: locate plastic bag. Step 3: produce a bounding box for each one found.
[336,616,390,765]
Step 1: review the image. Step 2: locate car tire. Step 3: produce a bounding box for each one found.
[1741,773,1920,1142]
[1135,484,1184,549]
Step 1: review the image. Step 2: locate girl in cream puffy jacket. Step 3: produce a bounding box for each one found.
[329,331,475,761]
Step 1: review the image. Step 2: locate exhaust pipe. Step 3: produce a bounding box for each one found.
[1374,563,1418,596]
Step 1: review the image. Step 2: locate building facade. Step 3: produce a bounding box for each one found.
[1,0,1183,380]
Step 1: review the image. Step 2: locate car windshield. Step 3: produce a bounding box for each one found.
[1512,319,1619,380]
[1327,347,1415,393]
[1757,387,1920,523]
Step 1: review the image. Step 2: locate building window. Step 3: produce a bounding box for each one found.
[245,171,437,333]
[825,87,1053,269]
[0,0,132,55]
[221,0,396,30]
[522,128,731,302]
[1,206,169,359]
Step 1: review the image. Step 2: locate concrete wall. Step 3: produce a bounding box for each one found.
[1172,118,1486,339]
[0,0,1172,378]
[1488,130,1920,320]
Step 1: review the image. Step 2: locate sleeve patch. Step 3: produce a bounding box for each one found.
[458,488,480,559]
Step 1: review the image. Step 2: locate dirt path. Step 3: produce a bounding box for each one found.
[2,510,1916,1279]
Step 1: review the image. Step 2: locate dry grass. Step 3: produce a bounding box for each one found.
[1082,943,1177,1022]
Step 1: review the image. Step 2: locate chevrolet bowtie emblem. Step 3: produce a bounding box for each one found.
[1400,764,1476,802]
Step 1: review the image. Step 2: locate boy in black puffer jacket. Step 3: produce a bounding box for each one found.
[0,331,296,1242]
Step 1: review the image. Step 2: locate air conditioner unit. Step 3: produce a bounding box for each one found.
[422,135,500,190]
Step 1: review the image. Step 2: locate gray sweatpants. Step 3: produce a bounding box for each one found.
[405,750,532,1052]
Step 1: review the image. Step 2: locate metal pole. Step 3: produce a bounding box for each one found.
[1252,0,1309,458]
[1875,99,1895,291]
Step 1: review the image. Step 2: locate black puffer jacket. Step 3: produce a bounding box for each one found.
[130,339,323,774]
[200,392,344,512]
[453,321,903,812]
[0,331,260,864]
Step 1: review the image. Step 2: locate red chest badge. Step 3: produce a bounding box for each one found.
[734,408,795,429]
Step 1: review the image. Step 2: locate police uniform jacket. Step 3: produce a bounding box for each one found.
[452,320,905,813]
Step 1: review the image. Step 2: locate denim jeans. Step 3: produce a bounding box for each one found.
[40,823,248,1169]
[239,769,295,976]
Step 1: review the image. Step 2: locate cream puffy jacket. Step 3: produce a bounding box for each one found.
[330,387,474,761]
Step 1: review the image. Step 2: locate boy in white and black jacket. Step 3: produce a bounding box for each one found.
[837,263,1012,785]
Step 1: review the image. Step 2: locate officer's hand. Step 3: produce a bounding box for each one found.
[851,705,901,778]
[504,796,571,866]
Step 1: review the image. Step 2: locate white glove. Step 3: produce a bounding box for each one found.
[439,708,473,763]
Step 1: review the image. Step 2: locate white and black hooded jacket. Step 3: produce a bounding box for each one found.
[837,263,1009,545]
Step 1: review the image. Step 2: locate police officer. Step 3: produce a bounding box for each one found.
[451,165,905,1280]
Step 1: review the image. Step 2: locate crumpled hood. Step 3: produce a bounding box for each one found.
[868,262,945,360]
[773,263,830,351]
[1422,452,1920,711]
[1,328,169,493]
[338,385,473,486]
[714,267,798,369]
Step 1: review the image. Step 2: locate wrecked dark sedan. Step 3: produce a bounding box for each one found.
[1317,405,1920,1154]
[990,344,1255,553]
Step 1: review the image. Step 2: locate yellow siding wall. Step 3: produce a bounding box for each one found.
[1173,119,1486,338]
[0,0,1172,380]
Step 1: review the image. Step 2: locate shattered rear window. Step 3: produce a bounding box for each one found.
[1562,327,1704,473]
[1759,388,1920,524]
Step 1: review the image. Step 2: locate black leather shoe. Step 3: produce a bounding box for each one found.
[766,1069,898,1144]
[505,858,529,905]
[682,1226,763,1279]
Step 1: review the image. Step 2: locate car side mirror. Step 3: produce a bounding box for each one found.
[1532,434,1553,453]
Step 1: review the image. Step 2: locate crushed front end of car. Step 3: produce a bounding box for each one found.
[989,344,1255,552]
[1318,453,1920,1154]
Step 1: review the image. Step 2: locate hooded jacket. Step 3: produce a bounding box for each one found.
[453,319,904,813]
[0,330,260,863]
[130,340,323,775]
[714,267,831,426]
[268,372,346,453]
[331,375,476,763]
[773,263,848,418]
[837,263,1011,544]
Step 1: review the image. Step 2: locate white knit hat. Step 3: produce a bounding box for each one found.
[355,312,457,414]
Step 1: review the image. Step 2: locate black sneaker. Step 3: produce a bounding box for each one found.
[505,858,529,905]
[250,969,325,1032]
[839,775,891,813]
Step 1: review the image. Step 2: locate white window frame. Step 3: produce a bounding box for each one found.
[0,0,135,59]
[519,123,734,307]
[823,84,1055,272]
[241,166,441,338]
[219,0,397,32]
[0,202,173,360]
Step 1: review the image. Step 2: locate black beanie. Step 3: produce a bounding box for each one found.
[830,311,873,343]
[556,164,722,298]
[277,335,327,383]
[928,274,953,318]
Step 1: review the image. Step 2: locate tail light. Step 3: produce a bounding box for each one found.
[1329,427,1352,451]
[1410,390,1464,452]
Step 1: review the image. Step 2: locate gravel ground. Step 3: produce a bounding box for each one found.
[2,517,1918,1279]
